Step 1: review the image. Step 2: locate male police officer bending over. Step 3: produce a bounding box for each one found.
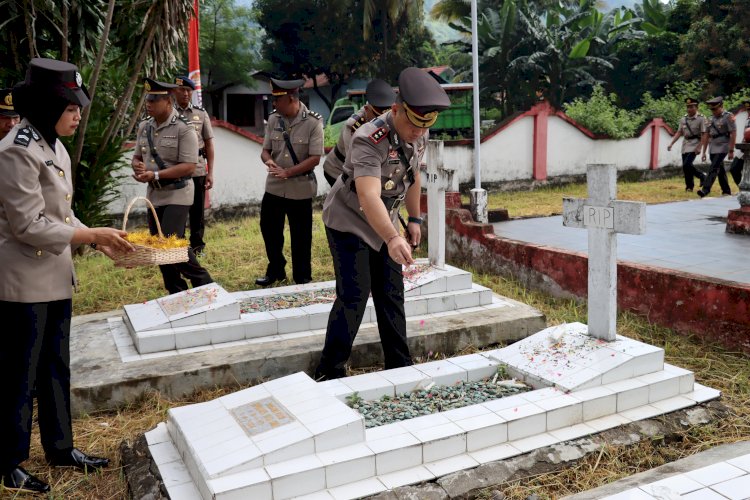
[314,67,450,380]
[322,79,396,186]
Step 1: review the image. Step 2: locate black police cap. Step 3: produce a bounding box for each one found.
[144,77,177,96]
[175,75,196,90]
[24,58,90,107]
[270,77,304,97]
[397,67,450,128]
[706,96,724,108]
[0,88,18,117]
[685,98,698,106]
[365,79,396,109]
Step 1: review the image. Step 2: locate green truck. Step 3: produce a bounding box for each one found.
[325,83,474,146]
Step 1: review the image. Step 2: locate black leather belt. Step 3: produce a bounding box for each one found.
[149,177,190,190]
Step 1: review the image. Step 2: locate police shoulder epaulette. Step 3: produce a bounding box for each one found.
[369,127,388,144]
[193,104,205,112]
[13,127,32,147]
[351,114,367,131]
[308,110,322,120]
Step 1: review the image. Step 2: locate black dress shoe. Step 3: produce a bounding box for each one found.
[1,467,50,494]
[697,189,707,198]
[255,274,285,287]
[48,448,109,472]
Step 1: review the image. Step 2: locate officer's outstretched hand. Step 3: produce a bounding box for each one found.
[387,236,415,268]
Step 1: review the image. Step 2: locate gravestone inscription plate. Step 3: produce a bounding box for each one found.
[230,397,294,437]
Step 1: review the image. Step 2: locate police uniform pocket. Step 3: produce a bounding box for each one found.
[292,136,309,158]
[19,243,50,260]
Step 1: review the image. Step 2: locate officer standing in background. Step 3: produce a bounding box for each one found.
[314,67,450,380]
[172,75,215,255]
[256,77,324,287]
[698,96,735,197]
[667,97,706,192]
[131,78,213,294]
[728,100,750,188]
[0,88,20,140]
[322,79,396,186]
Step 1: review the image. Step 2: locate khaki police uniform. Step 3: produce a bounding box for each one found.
[134,94,213,294]
[700,103,735,196]
[262,102,324,199]
[136,108,197,206]
[176,102,214,251]
[259,100,324,284]
[0,58,103,488]
[677,112,707,190]
[315,67,449,381]
[0,119,85,303]
[322,107,368,184]
[323,112,427,250]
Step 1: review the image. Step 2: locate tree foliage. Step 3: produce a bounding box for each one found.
[256,0,437,109]
[0,0,195,226]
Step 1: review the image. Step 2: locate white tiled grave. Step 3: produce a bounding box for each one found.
[146,322,721,500]
[120,260,497,355]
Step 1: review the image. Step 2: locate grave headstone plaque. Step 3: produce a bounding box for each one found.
[562,164,646,341]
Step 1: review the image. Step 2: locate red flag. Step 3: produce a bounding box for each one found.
[188,0,202,107]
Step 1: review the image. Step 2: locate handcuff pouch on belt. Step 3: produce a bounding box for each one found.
[146,124,190,190]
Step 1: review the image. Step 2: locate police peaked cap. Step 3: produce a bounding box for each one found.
[365,79,396,109]
[706,96,724,108]
[0,88,18,117]
[174,75,196,90]
[144,77,177,95]
[24,58,90,107]
[684,97,698,106]
[269,77,304,97]
[397,67,450,128]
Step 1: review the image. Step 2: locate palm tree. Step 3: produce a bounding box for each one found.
[362,0,423,71]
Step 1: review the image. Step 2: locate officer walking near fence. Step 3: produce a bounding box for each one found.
[0,88,20,140]
[131,78,213,294]
[667,97,706,192]
[314,67,450,380]
[698,96,735,198]
[322,79,396,186]
[256,77,324,287]
[172,75,215,255]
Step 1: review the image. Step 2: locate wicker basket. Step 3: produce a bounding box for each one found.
[113,196,190,267]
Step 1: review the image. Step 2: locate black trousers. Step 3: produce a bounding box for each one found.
[729,157,745,187]
[259,192,312,283]
[148,204,213,294]
[315,227,412,380]
[681,152,705,190]
[702,153,731,195]
[188,175,207,251]
[0,299,73,473]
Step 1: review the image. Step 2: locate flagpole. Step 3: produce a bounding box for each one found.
[469,0,487,223]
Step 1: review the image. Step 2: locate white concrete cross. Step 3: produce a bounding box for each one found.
[562,164,646,341]
[423,140,456,269]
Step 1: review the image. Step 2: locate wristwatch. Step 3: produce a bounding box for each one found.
[408,216,423,225]
[154,170,160,181]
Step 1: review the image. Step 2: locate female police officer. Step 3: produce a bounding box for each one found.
[0,58,133,493]
[314,68,450,380]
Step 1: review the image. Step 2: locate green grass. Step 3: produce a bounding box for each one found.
[30,173,748,499]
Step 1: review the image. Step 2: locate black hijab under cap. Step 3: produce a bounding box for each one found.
[13,58,90,147]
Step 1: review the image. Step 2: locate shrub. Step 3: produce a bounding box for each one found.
[563,85,643,139]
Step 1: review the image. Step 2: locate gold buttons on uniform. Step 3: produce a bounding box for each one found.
[65,216,71,224]
[58,171,64,177]
[384,180,395,190]
[285,154,289,158]
[36,250,42,256]
[65,194,71,201]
